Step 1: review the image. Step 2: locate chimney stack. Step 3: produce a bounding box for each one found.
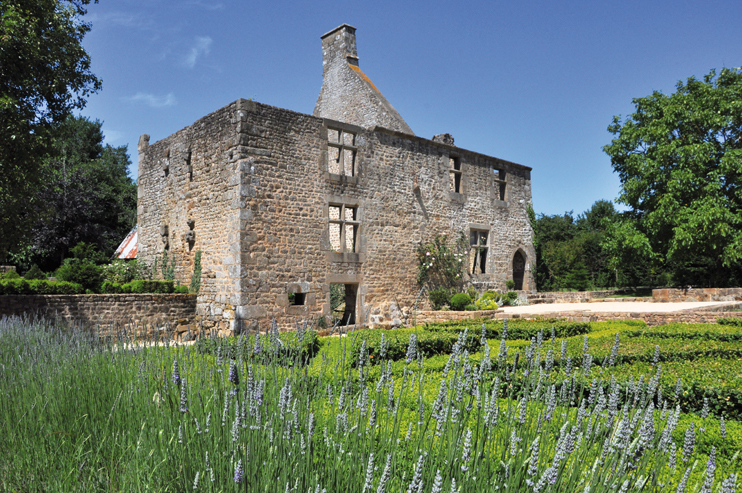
[321,24,358,69]
[314,25,414,135]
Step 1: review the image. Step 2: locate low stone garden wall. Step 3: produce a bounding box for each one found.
[652,288,742,302]
[526,290,627,304]
[0,294,199,336]
[414,307,742,327]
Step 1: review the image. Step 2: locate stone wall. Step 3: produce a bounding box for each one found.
[0,294,197,332]
[653,288,742,302]
[138,99,536,333]
[526,290,629,304]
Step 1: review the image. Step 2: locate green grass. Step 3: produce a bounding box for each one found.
[1,316,742,492]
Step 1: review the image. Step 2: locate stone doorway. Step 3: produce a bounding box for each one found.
[330,283,357,325]
[513,251,526,290]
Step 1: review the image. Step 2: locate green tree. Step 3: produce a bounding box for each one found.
[30,116,137,271]
[530,201,621,291]
[603,68,742,287]
[0,0,101,260]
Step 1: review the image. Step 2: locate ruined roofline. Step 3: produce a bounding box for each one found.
[139,98,530,174]
[321,23,356,40]
[369,125,533,172]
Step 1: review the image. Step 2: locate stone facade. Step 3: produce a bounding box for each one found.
[137,25,536,332]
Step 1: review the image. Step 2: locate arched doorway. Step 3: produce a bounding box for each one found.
[512,251,526,290]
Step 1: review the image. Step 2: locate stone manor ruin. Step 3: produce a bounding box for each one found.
[137,24,536,333]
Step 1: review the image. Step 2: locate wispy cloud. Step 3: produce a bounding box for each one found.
[184,1,225,11]
[88,11,155,30]
[184,36,213,69]
[126,92,177,108]
[102,129,124,145]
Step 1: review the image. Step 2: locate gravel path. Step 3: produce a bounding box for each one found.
[499,301,740,315]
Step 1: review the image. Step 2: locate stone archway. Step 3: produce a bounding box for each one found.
[512,250,526,290]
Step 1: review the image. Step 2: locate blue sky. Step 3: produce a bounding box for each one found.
[80,0,742,216]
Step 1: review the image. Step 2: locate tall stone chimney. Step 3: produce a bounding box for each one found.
[314,24,414,135]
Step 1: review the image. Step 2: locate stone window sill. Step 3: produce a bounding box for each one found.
[326,252,365,263]
[328,173,359,185]
[449,191,466,203]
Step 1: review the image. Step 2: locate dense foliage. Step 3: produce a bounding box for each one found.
[25,116,137,271]
[603,68,742,287]
[0,0,101,260]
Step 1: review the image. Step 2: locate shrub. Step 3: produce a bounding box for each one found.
[0,279,32,294]
[428,287,451,310]
[174,285,189,294]
[24,264,46,280]
[718,317,742,327]
[123,280,175,294]
[464,304,477,311]
[0,279,84,295]
[475,291,499,310]
[450,293,471,311]
[52,281,85,294]
[55,263,104,292]
[416,234,468,290]
[0,270,20,280]
[423,318,591,340]
[506,279,516,290]
[101,260,141,284]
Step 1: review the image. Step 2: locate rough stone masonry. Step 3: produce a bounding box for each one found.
[137,24,536,333]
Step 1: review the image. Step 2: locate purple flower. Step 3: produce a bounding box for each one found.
[172,359,181,386]
[180,378,188,413]
[229,360,240,386]
[234,459,244,484]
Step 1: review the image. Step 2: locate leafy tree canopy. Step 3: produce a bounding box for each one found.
[26,116,137,271]
[603,68,742,286]
[0,0,101,259]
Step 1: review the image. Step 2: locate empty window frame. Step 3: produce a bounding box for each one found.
[470,229,489,274]
[449,156,462,193]
[328,204,359,253]
[288,292,306,305]
[493,167,506,201]
[327,127,357,176]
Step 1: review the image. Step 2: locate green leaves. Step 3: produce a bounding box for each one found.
[603,68,742,286]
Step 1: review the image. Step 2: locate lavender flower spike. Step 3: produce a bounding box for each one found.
[180,378,188,413]
[376,454,392,493]
[172,359,181,386]
[229,360,240,386]
[234,459,244,484]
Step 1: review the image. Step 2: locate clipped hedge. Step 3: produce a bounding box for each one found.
[0,279,84,295]
[718,317,742,327]
[102,280,175,294]
[423,318,591,341]
[348,328,481,365]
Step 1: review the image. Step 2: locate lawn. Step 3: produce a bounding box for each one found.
[0,316,740,492]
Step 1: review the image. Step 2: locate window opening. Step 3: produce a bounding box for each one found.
[327,127,357,177]
[288,292,306,306]
[329,204,359,253]
[470,230,489,274]
[449,157,462,193]
[493,167,506,201]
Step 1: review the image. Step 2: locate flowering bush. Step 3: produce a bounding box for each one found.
[416,234,468,290]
